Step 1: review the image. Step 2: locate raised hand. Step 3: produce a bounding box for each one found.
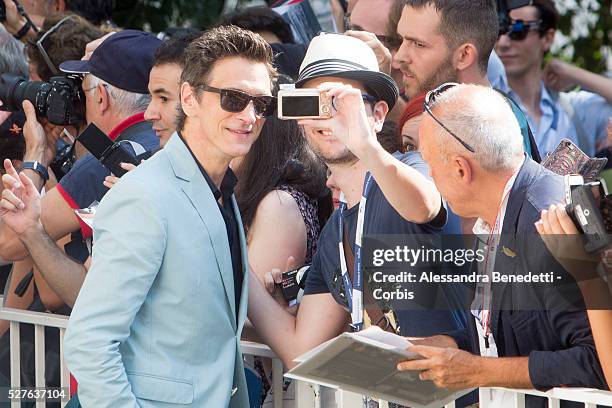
[297,82,377,158]
[0,159,43,236]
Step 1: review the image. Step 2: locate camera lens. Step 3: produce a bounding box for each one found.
[0,74,84,126]
[0,73,50,114]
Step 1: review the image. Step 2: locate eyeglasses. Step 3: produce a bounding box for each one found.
[505,19,542,41]
[423,82,476,153]
[199,85,276,118]
[35,15,75,76]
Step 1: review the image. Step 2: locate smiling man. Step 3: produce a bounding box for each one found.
[144,32,201,146]
[63,26,277,407]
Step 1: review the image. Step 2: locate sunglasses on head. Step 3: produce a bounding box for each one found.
[200,85,276,118]
[34,15,76,76]
[423,82,476,153]
[506,19,542,41]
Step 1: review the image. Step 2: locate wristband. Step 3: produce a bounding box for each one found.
[22,161,49,182]
[13,20,32,40]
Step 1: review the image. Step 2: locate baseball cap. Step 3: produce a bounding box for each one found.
[59,30,161,94]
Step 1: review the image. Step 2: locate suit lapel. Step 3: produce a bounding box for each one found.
[165,134,237,328]
[232,196,249,333]
[491,158,534,336]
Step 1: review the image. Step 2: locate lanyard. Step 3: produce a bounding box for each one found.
[477,166,521,345]
[338,172,374,332]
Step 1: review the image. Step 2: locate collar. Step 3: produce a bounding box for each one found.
[176,131,237,201]
[108,112,146,141]
[472,156,525,236]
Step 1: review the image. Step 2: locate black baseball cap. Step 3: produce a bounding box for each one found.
[59,30,162,94]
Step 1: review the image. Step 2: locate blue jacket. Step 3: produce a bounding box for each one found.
[448,158,608,407]
[64,134,250,408]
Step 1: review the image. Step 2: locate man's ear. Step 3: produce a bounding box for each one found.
[371,100,389,133]
[97,83,111,115]
[180,82,200,119]
[454,43,479,72]
[541,29,555,53]
[454,156,473,184]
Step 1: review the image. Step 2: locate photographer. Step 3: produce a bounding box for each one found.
[0,30,160,307]
[536,204,612,388]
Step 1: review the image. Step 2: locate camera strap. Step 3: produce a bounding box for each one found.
[338,172,374,332]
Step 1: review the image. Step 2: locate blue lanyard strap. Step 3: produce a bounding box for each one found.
[337,172,374,332]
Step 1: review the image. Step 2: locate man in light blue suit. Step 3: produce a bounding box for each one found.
[63,26,278,407]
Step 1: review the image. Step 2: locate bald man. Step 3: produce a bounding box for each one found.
[396,84,606,408]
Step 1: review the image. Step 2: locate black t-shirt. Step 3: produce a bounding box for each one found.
[304,151,462,336]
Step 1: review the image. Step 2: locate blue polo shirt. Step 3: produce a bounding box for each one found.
[57,113,159,238]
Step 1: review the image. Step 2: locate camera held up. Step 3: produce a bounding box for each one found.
[0,73,85,126]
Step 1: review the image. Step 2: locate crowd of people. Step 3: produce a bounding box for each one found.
[0,0,611,407]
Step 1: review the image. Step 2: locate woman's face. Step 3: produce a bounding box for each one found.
[401,114,423,152]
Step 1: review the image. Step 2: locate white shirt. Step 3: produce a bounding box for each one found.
[470,158,524,408]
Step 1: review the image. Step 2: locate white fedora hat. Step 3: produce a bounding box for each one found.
[295,33,399,109]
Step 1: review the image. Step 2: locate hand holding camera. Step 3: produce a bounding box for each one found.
[21,101,55,167]
[293,82,378,158]
[262,256,300,315]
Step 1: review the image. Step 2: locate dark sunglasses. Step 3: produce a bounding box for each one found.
[423,82,476,153]
[200,85,276,118]
[506,19,542,41]
[35,15,75,76]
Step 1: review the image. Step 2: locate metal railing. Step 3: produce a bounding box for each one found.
[0,307,70,408]
[1,306,611,408]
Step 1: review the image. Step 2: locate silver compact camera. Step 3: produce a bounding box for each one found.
[277,84,333,120]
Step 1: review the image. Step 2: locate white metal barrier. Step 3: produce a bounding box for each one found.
[1,306,611,408]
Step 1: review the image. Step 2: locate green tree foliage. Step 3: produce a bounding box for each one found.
[112,0,225,32]
[553,0,611,74]
[112,0,610,73]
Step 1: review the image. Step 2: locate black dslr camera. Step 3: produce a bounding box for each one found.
[0,73,85,126]
[565,174,612,253]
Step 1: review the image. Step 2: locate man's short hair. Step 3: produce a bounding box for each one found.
[386,0,405,51]
[217,6,295,44]
[177,26,277,130]
[532,0,559,33]
[26,13,103,81]
[88,74,151,117]
[0,26,28,77]
[153,32,203,68]
[403,0,498,73]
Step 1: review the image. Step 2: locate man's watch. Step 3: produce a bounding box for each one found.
[22,161,49,182]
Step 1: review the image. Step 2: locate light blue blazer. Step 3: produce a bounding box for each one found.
[64,134,250,407]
